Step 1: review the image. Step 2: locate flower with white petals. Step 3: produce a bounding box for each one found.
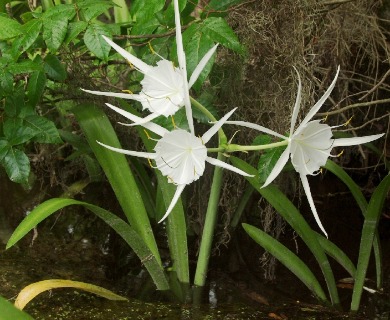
[82,0,217,131]
[98,103,253,223]
[228,66,384,237]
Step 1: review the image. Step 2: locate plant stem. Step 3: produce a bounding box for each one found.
[194,153,225,287]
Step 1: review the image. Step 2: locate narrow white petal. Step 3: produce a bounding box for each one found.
[97,141,157,159]
[332,134,384,147]
[188,44,219,88]
[158,184,186,223]
[290,67,302,136]
[173,0,194,134]
[297,66,340,131]
[226,121,287,140]
[300,173,328,238]
[262,146,291,188]
[202,108,237,143]
[118,113,160,126]
[102,35,151,73]
[206,156,254,177]
[81,88,144,101]
[105,103,168,137]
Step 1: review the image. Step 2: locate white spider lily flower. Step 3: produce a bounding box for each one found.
[98,103,253,223]
[82,0,218,133]
[228,66,384,237]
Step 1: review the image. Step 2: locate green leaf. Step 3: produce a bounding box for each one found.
[64,21,88,45]
[42,4,76,20]
[73,103,160,262]
[83,23,112,60]
[201,17,243,53]
[27,71,47,106]
[243,223,327,301]
[206,0,243,12]
[18,19,43,52]
[183,28,215,91]
[131,0,164,22]
[6,198,169,290]
[4,88,25,117]
[0,140,10,161]
[43,15,68,52]
[7,60,42,75]
[154,108,189,131]
[0,16,23,40]
[2,147,30,184]
[78,0,115,21]
[0,296,34,320]
[44,54,67,81]
[252,135,286,184]
[229,156,339,305]
[0,70,13,96]
[4,123,36,145]
[23,115,62,144]
[351,174,390,311]
[15,279,127,310]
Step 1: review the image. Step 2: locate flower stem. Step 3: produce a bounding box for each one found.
[194,152,225,287]
[207,139,289,153]
[190,97,227,143]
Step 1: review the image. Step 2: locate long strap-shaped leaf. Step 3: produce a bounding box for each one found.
[230,156,339,305]
[118,100,189,286]
[6,198,169,290]
[15,279,127,310]
[324,160,382,288]
[243,223,327,301]
[73,103,160,262]
[351,174,390,311]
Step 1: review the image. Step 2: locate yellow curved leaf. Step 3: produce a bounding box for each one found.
[15,279,127,310]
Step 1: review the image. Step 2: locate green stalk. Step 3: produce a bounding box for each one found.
[194,153,225,287]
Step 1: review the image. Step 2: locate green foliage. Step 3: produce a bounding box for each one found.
[253,135,286,184]
[0,296,34,320]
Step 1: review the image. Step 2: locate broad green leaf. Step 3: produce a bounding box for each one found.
[154,108,189,131]
[243,223,327,301]
[43,15,68,52]
[257,145,286,184]
[0,296,34,320]
[351,174,390,311]
[202,17,243,53]
[2,147,30,184]
[4,88,25,117]
[77,0,115,21]
[44,54,67,81]
[183,29,215,91]
[112,0,130,23]
[4,123,35,145]
[42,4,76,20]
[206,0,243,12]
[6,198,169,290]
[24,115,62,144]
[131,0,164,22]
[7,60,43,75]
[15,279,127,310]
[84,23,112,60]
[0,70,13,96]
[18,19,43,52]
[0,16,23,40]
[64,21,88,45]
[0,140,10,161]
[27,71,47,106]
